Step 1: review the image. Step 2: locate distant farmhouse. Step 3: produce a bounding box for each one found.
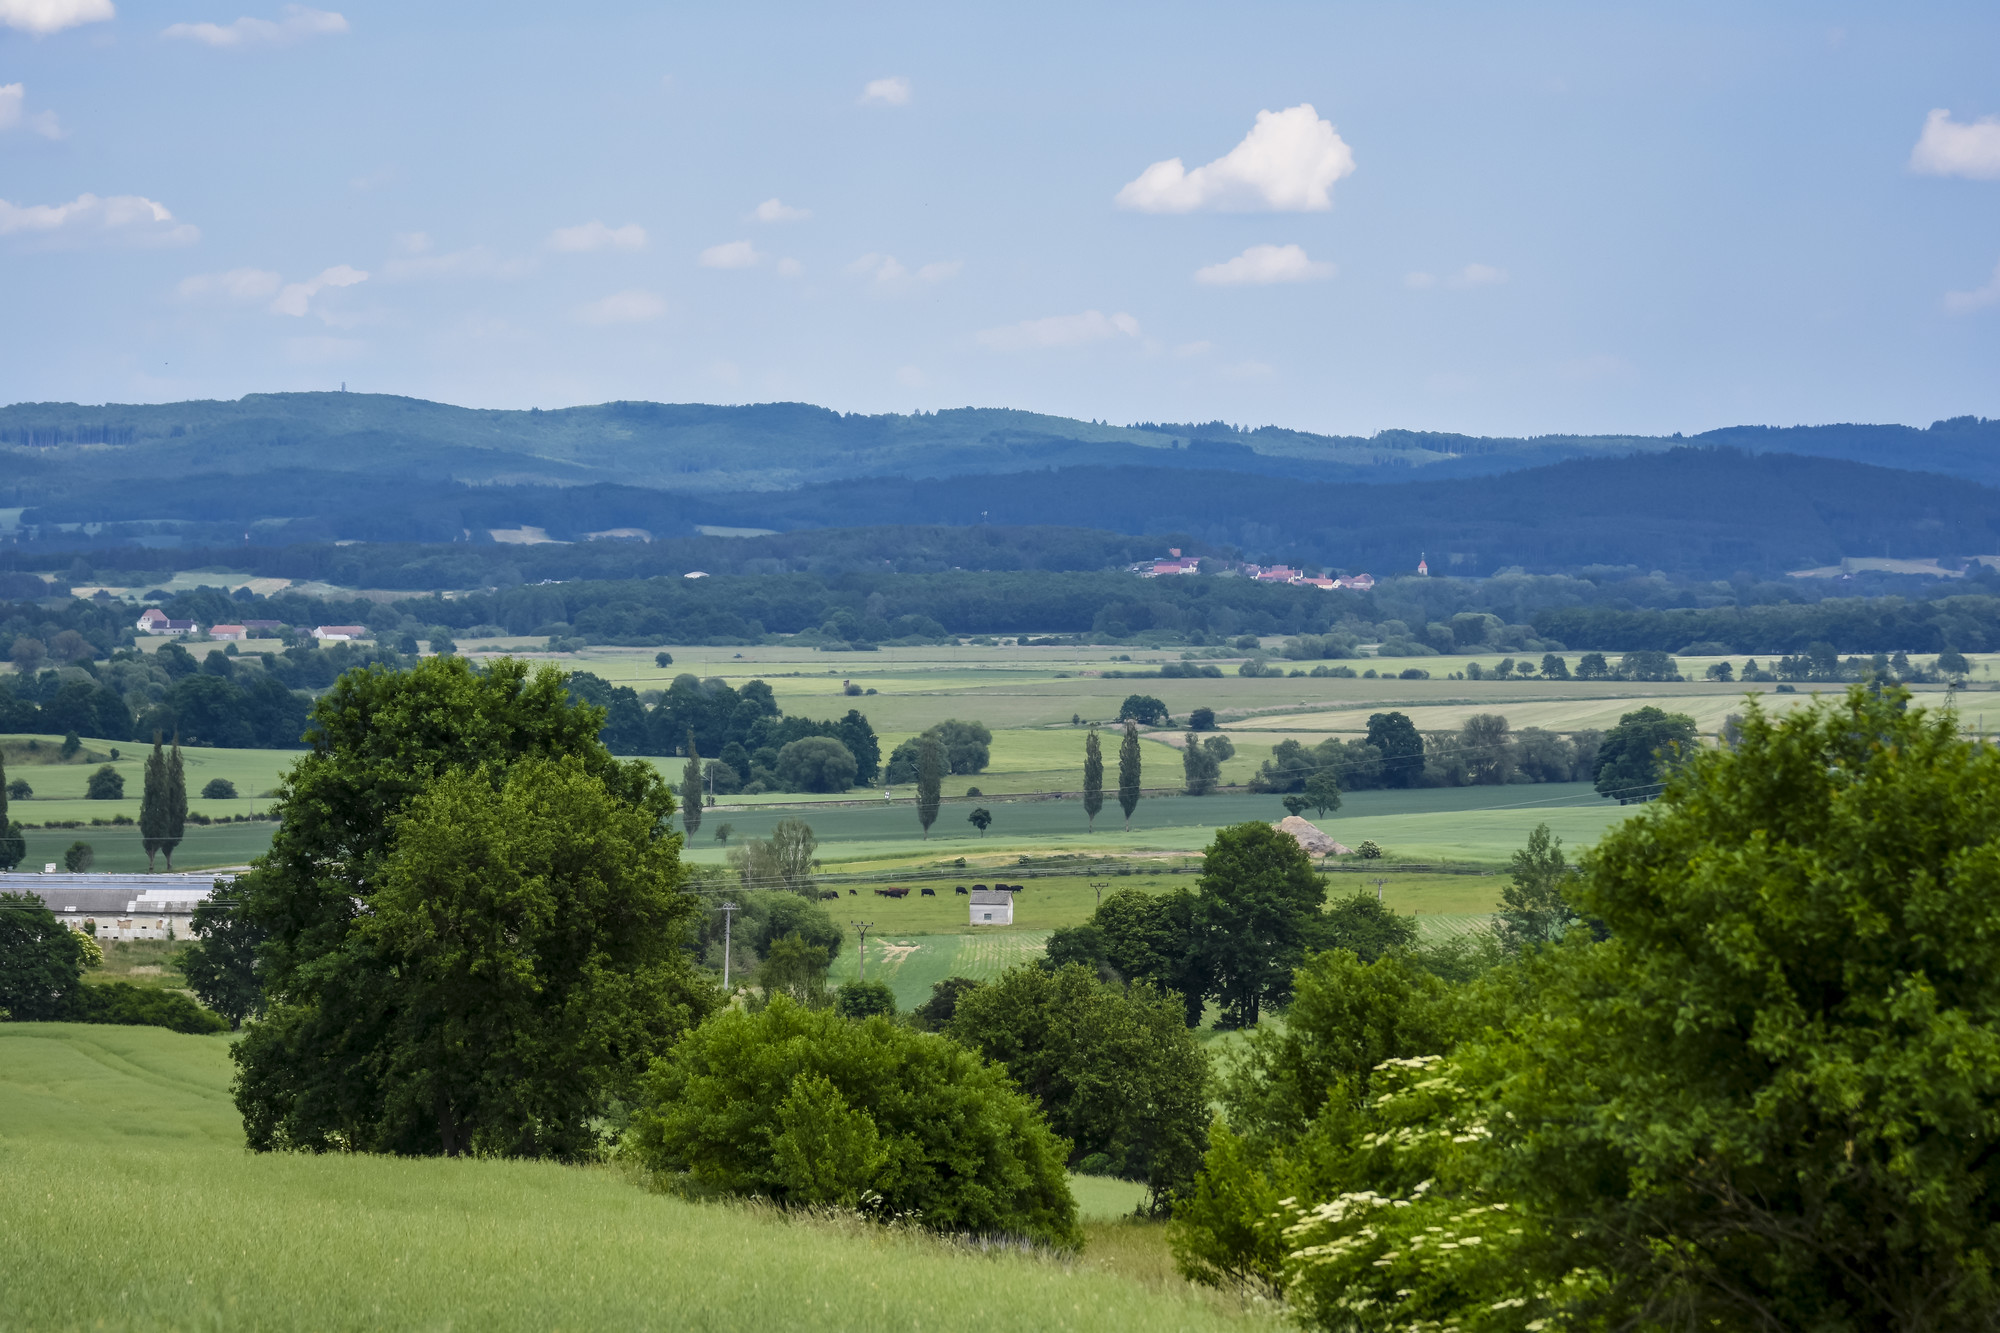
[311,625,367,642]
[1128,549,1373,591]
[208,624,247,642]
[0,872,229,941]
[136,609,197,635]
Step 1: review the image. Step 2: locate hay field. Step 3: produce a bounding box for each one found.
[0,1024,1252,1332]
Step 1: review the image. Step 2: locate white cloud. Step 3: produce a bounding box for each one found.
[751,197,810,223]
[1116,104,1355,213]
[381,245,527,281]
[1406,263,1509,290]
[1172,339,1214,358]
[162,4,347,47]
[976,309,1140,352]
[270,264,367,316]
[1194,243,1334,286]
[1910,109,2000,181]
[177,267,282,301]
[775,257,804,278]
[859,75,911,107]
[574,289,665,325]
[0,0,114,35]
[1945,260,2000,314]
[0,193,198,247]
[0,84,67,138]
[847,253,959,285]
[547,220,646,253]
[699,239,763,269]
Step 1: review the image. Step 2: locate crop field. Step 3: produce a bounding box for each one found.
[832,932,1057,1010]
[0,1024,1248,1332]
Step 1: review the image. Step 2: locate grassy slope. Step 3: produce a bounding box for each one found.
[0,1024,1251,1332]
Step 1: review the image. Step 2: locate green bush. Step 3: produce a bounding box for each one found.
[85,765,124,799]
[628,998,1079,1247]
[200,778,238,799]
[834,978,896,1018]
[78,981,228,1034]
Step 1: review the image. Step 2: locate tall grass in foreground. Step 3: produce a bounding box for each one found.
[0,1025,1260,1332]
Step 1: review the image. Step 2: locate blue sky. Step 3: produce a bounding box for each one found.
[2,1,1997,439]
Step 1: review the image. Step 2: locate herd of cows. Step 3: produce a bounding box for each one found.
[810,883,1026,900]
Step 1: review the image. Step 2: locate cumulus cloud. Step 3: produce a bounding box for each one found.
[177,267,282,301]
[269,264,366,316]
[1910,109,2000,180]
[1945,260,2000,314]
[775,257,804,277]
[574,289,665,324]
[547,220,646,253]
[162,4,347,47]
[0,0,114,35]
[1194,243,1334,286]
[1117,104,1355,213]
[976,309,1140,352]
[751,198,810,223]
[0,192,199,247]
[859,75,911,106]
[1406,263,1508,290]
[699,239,763,269]
[846,253,959,284]
[0,83,67,138]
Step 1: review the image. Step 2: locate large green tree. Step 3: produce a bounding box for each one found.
[230,655,714,1158]
[180,891,266,1030]
[1476,687,2000,1328]
[1181,730,1220,795]
[948,963,1212,1212]
[1592,703,1698,801]
[1082,727,1104,832]
[1195,821,1327,1027]
[0,891,90,1020]
[1365,711,1425,788]
[163,737,186,869]
[1494,821,1577,952]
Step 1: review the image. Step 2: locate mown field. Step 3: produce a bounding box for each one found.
[0,1024,1250,1332]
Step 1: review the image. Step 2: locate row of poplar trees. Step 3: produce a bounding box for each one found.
[676,720,1149,841]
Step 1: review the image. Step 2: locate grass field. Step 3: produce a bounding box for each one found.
[0,1024,1253,1331]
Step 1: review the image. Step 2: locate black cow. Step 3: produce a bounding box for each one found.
[819,890,841,901]
[971,884,988,892]
[955,885,968,895]
[848,888,857,895]
[920,887,936,896]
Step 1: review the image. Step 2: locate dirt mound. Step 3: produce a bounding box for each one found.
[1273,815,1351,858]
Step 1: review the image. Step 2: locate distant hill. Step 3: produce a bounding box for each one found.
[4,393,1999,577]
[5,392,1998,497]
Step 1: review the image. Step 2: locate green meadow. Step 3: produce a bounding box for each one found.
[0,1024,1254,1332]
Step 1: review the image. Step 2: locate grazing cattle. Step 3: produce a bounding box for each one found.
[920,887,936,896]
[955,885,968,895]
[819,890,841,900]
[848,889,857,895]
[971,884,988,892]
[874,887,910,899]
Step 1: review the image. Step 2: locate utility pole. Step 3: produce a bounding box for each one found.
[719,901,738,990]
[852,921,872,980]
[1090,880,1108,909]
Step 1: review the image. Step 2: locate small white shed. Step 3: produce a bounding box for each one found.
[969,888,1013,926]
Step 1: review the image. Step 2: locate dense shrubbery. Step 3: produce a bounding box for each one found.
[626,998,1081,1246]
[568,670,880,785]
[1171,687,2000,1330]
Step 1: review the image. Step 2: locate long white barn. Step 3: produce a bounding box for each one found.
[0,872,233,941]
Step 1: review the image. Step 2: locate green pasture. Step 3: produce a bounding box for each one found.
[18,820,275,872]
[0,1024,1247,1331]
[685,781,1627,871]
[830,932,1057,1011]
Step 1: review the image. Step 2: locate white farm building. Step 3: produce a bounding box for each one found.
[968,888,1013,926]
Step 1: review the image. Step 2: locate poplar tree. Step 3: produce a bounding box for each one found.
[0,749,22,871]
[916,734,943,839]
[1082,727,1105,832]
[682,730,703,837]
[163,735,187,870]
[140,734,169,871]
[1118,722,1142,831]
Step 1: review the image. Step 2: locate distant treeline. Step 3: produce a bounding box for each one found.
[1535,596,2000,654]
